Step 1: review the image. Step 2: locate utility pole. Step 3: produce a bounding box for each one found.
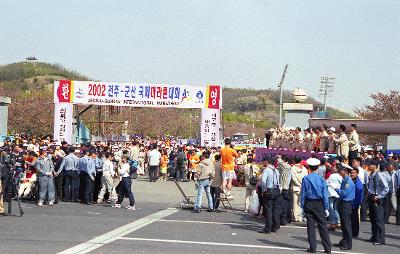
[319,75,335,112]
[278,64,289,126]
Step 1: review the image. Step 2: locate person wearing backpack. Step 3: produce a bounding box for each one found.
[244,158,259,213]
[112,156,135,210]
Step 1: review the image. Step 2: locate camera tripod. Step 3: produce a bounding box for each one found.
[3,167,24,217]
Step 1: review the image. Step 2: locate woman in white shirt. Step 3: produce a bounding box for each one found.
[112,157,136,210]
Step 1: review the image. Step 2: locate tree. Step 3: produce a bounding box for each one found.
[354,90,400,145]
[354,90,400,120]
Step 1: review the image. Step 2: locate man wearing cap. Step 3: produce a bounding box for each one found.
[348,124,360,164]
[300,157,331,254]
[258,156,281,234]
[367,162,389,245]
[335,164,355,250]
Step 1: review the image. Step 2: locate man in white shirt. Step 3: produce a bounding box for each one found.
[351,157,369,221]
[334,125,349,160]
[291,156,308,222]
[148,144,161,182]
[97,152,115,204]
[348,124,360,163]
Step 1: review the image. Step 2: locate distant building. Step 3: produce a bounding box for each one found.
[25,56,38,63]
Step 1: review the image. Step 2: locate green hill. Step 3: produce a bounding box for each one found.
[0,62,88,82]
[0,62,352,138]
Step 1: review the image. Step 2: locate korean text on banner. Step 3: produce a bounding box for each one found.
[54,80,222,109]
[54,80,73,103]
[54,103,73,144]
[206,85,222,109]
[201,109,221,147]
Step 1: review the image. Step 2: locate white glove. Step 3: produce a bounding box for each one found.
[325,209,329,217]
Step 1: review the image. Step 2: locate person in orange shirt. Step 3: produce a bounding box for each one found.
[220,138,238,198]
[160,149,169,181]
[188,150,200,181]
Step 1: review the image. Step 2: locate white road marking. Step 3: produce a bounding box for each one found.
[120,237,367,254]
[57,208,178,254]
[157,219,306,229]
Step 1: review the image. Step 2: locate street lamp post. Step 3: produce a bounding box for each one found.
[278,64,288,126]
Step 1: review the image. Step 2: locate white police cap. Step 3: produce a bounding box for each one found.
[306,158,320,166]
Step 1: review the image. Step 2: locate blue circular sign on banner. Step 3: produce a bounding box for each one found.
[196,91,203,100]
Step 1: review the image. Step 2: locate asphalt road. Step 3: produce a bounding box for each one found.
[1,178,400,254]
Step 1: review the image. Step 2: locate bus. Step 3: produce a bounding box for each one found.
[232,133,249,143]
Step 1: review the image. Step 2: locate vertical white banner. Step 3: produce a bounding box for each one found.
[201,109,221,147]
[54,103,73,144]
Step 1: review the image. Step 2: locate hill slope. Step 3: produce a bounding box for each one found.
[0,62,351,138]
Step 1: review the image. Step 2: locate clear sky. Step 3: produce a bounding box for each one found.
[1,0,399,113]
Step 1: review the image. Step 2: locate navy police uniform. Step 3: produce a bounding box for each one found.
[368,170,389,245]
[300,158,331,253]
[335,172,355,250]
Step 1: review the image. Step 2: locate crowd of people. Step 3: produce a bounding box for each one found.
[237,125,400,252]
[1,126,400,253]
[265,124,360,161]
[0,136,240,214]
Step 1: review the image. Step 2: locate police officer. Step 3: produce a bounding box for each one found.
[394,164,400,225]
[258,156,280,234]
[383,162,395,224]
[57,147,80,202]
[335,164,355,250]
[367,162,389,245]
[300,158,331,254]
[78,149,97,205]
[93,153,104,203]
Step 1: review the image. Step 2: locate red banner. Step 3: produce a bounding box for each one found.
[207,85,221,109]
[56,80,72,103]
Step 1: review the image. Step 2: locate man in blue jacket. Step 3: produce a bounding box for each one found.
[350,167,363,237]
[335,164,355,250]
[300,158,331,254]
